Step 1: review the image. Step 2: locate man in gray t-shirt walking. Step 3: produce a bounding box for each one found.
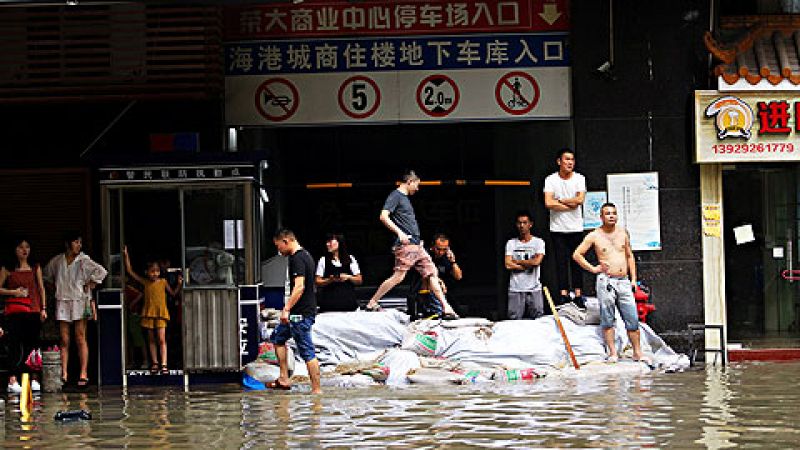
[504,211,546,319]
[365,170,458,319]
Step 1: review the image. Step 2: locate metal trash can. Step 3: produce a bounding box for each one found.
[41,351,63,393]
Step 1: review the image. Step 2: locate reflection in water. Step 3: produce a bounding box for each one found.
[2,362,800,448]
[699,366,737,449]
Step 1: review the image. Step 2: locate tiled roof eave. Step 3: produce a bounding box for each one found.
[718,75,800,92]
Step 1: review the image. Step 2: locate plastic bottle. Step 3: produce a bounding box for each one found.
[54,409,92,421]
[460,370,491,384]
[497,368,541,382]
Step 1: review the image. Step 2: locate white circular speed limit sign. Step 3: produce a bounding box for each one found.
[338,75,381,119]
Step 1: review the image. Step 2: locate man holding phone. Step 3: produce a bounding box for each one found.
[407,233,463,319]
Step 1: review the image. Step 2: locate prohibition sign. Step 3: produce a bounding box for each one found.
[338,75,381,119]
[495,71,540,116]
[255,77,299,122]
[416,74,460,118]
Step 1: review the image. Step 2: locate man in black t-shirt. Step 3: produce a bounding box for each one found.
[365,170,459,319]
[407,234,463,318]
[268,229,321,394]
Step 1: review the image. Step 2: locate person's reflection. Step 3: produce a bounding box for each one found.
[276,395,324,445]
[309,395,322,437]
[598,375,657,448]
[272,396,293,446]
[54,392,92,439]
[147,389,172,445]
[60,391,90,413]
[698,366,738,448]
[276,396,291,423]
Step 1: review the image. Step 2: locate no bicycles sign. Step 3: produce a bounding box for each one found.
[495,71,540,116]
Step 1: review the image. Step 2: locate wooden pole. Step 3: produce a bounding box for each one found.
[544,287,580,370]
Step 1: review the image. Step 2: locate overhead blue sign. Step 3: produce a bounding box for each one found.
[226,32,569,75]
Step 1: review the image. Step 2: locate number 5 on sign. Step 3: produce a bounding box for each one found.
[338,75,381,119]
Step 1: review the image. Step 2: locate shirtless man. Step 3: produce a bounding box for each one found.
[572,203,644,362]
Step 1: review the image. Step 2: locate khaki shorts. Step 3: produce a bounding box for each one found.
[56,298,92,322]
[393,244,436,278]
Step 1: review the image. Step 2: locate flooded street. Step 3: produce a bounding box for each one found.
[3,361,800,448]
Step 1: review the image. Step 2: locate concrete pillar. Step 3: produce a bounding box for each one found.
[700,163,727,365]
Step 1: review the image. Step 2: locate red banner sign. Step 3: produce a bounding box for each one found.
[224,0,569,40]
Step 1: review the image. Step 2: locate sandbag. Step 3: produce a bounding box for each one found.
[584,297,601,325]
[377,349,421,386]
[406,367,460,385]
[556,302,587,326]
[360,365,390,382]
[321,374,377,388]
[244,361,282,383]
[439,318,493,329]
[334,360,380,375]
[311,310,410,365]
[401,331,438,357]
[258,342,278,364]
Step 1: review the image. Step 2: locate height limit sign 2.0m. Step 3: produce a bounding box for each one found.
[416,74,460,118]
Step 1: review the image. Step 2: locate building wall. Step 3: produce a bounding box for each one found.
[0,1,716,335]
[571,0,712,331]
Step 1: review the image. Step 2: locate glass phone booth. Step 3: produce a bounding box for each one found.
[96,163,266,386]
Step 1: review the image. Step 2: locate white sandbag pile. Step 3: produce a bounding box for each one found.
[273,307,689,388]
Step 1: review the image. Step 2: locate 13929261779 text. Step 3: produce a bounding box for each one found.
[711,142,794,154]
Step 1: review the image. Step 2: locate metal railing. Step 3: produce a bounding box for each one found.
[688,323,727,366]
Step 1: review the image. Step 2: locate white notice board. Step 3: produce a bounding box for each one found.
[606,172,661,251]
[583,191,607,230]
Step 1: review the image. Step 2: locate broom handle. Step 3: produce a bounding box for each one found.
[544,287,580,370]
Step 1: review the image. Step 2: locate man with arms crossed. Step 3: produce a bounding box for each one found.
[572,203,645,363]
[365,170,458,319]
[504,211,546,319]
[544,148,586,305]
[269,229,322,394]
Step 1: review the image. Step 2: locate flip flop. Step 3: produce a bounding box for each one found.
[266,380,291,390]
[160,365,170,375]
[77,378,89,388]
[364,303,383,312]
[442,312,460,320]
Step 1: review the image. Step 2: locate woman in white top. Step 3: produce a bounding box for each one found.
[43,232,107,388]
[314,233,362,312]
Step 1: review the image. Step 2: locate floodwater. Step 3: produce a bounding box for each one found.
[3,361,800,449]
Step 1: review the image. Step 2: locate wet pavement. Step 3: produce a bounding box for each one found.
[3,361,800,448]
